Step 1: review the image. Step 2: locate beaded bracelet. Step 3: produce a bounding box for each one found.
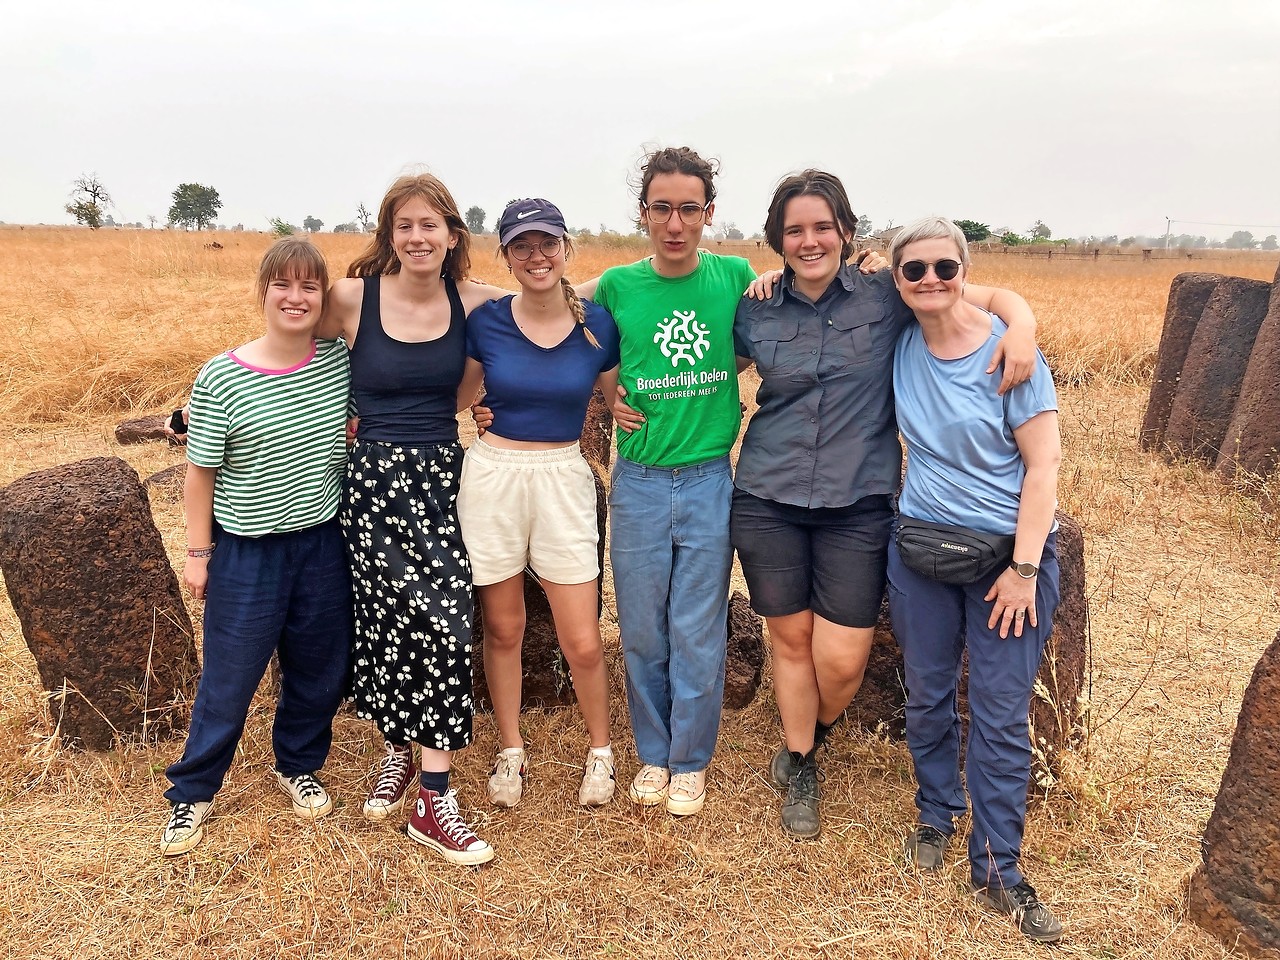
[187,546,215,559]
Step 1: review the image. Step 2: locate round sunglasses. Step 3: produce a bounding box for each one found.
[898,258,962,283]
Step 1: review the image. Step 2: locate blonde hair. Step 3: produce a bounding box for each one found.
[256,236,329,311]
[347,173,472,281]
[888,216,970,270]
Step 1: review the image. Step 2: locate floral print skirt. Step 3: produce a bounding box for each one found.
[340,439,474,751]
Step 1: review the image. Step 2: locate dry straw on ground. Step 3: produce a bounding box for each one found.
[0,228,1278,959]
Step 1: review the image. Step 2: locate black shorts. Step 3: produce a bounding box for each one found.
[730,488,893,629]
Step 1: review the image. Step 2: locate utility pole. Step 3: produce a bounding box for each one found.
[1165,217,1173,250]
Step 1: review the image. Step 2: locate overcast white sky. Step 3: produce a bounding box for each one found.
[4,0,1278,241]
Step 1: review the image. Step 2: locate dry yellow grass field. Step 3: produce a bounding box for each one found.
[0,227,1278,960]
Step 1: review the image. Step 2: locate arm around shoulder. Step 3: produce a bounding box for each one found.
[318,278,363,341]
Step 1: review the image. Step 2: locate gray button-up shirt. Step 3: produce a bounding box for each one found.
[733,264,914,509]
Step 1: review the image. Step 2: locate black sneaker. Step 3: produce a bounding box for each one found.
[973,880,1065,943]
[904,824,948,871]
[780,752,821,839]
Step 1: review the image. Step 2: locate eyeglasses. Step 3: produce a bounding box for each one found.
[508,236,563,261]
[641,201,710,225]
[898,259,962,283]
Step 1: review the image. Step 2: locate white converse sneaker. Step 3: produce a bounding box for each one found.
[275,771,334,819]
[628,764,670,806]
[160,800,213,856]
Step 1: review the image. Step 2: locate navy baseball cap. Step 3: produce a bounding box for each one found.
[498,199,567,246]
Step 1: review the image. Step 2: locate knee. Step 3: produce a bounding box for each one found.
[560,634,605,671]
[483,618,525,653]
[768,627,812,662]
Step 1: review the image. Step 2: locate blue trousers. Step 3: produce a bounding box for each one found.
[165,519,353,804]
[609,455,733,774]
[886,532,1060,890]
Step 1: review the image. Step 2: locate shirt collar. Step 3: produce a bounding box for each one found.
[778,261,859,305]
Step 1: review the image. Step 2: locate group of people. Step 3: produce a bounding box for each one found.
[158,146,1065,943]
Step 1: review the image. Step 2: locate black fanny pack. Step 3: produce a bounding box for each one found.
[895,516,1015,585]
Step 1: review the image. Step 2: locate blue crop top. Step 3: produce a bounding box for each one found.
[465,296,620,442]
[349,274,466,446]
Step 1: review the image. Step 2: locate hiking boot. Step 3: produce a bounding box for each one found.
[973,880,1065,943]
[578,748,616,806]
[781,753,821,838]
[160,800,213,856]
[628,764,669,806]
[770,745,797,788]
[665,769,706,816]
[275,771,334,819]
[487,746,527,808]
[904,824,948,871]
[407,787,495,866]
[363,741,417,821]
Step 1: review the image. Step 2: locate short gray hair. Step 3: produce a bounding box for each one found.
[889,216,969,269]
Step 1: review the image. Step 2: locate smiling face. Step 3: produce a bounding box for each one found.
[640,172,713,277]
[391,196,457,277]
[893,236,968,314]
[503,230,566,294]
[263,269,325,336]
[781,194,851,300]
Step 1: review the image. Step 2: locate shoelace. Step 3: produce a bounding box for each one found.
[788,763,820,802]
[669,772,701,797]
[370,745,413,801]
[636,765,666,788]
[584,756,614,782]
[168,803,198,831]
[492,752,524,781]
[289,774,325,801]
[431,790,477,844]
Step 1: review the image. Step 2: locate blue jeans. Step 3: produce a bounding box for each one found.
[609,455,733,774]
[886,532,1061,890]
[165,519,353,804]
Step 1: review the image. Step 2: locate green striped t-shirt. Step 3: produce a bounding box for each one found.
[187,337,350,536]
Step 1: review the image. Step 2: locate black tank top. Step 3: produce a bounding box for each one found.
[349,274,467,445]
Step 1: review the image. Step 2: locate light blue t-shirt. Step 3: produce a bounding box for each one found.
[894,312,1058,536]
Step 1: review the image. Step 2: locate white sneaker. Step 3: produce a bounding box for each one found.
[628,764,670,806]
[487,747,527,808]
[578,747,616,806]
[666,769,706,816]
[275,771,334,819]
[160,800,213,856]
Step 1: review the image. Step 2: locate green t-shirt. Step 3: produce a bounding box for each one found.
[187,337,350,536]
[595,251,756,468]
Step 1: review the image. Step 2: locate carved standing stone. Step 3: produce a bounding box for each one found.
[1217,266,1280,483]
[1139,273,1223,452]
[845,511,1088,777]
[580,388,614,470]
[0,457,196,749]
[1162,277,1271,464]
[1189,628,1280,955]
[723,591,764,709]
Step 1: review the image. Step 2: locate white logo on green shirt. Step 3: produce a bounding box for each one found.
[653,309,710,367]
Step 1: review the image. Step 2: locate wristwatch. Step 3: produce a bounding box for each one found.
[1010,560,1039,579]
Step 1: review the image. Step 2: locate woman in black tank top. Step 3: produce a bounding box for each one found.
[317,173,509,866]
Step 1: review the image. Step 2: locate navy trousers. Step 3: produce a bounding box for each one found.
[165,519,353,805]
[886,532,1060,890]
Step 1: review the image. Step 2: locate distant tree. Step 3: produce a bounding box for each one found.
[232,223,244,232]
[65,173,112,229]
[268,217,295,237]
[1029,220,1051,241]
[333,222,359,234]
[464,206,486,234]
[724,223,744,241]
[1001,232,1026,246]
[168,183,222,230]
[1262,235,1278,251]
[493,217,502,235]
[356,203,373,232]
[103,214,117,227]
[1224,230,1258,250]
[855,213,873,238]
[302,215,323,233]
[954,219,991,242]
[147,215,157,229]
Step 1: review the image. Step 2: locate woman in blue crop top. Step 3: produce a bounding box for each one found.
[317,173,507,866]
[457,198,622,810]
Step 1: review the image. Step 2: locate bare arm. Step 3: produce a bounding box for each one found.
[458,280,515,315]
[456,358,485,414]
[595,365,620,409]
[962,283,1038,395]
[984,410,1062,637]
[182,464,218,602]
[574,276,601,302]
[318,277,364,344]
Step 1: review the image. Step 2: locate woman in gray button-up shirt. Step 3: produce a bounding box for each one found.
[730,168,1041,840]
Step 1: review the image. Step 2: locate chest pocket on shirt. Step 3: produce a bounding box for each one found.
[824,294,892,372]
[747,319,799,374]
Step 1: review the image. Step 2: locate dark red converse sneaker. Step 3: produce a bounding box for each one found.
[406,787,494,866]
[363,742,417,821]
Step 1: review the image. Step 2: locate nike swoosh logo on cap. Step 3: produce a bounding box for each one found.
[515,209,541,220]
